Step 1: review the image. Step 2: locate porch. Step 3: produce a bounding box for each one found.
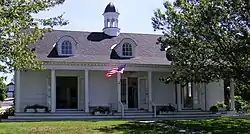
[13,62,236,119]
[16,70,179,113]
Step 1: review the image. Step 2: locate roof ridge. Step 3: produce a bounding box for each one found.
[51,29,162,36]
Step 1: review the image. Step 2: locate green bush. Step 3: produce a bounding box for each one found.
[24,104,49,112]
[209,106,219,113]
[0,77,7,102]
[215,102,227,109]
[91,106,111,115]
[235,96,250,113]
[0,90,6,102]
[0,107,15,119]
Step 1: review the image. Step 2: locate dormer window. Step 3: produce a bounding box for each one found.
[55,35,76,57]
[122,43,132,57]
[61,40,72,55]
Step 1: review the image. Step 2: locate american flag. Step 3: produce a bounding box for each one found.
[105,64,126,78]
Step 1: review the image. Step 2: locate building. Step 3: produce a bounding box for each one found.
[12,2,235,119]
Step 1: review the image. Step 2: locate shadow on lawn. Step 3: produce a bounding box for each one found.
[98,118,250,134]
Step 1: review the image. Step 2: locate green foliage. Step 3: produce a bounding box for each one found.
[0,0,68,73]
[235,96,250,113]
[91,106,111,115]
[215,101,227,109]
[0,107,15,119]
[0,76,7,101]
[235,80,250,101]
[152,0,250,83]
[24,104,49,113]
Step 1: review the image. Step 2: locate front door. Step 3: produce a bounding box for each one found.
[181,82,202,110]
[128,77,138,109]
[56,76,78,109]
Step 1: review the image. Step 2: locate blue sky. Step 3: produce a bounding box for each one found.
[2,0,173,84]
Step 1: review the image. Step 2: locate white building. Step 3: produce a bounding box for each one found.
[12,2,235,119]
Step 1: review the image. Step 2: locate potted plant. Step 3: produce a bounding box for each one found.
[215,102,227,113]
[91,107,110,115]
[24,104,49,113]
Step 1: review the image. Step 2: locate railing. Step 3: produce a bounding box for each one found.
[119,101,124,118]
[150,100,157,117]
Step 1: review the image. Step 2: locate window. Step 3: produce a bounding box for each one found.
[111,18,115,27]
[122,43,132,57]
[61,40,72,55]
[107,19,110,27]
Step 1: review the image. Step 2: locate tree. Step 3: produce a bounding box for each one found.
[0,0,68,74]
[152,0,249,84]
[0,76,7,101]
[235,80,250,101]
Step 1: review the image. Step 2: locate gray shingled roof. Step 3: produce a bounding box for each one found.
[35,30,170,65]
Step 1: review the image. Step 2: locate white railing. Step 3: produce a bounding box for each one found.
[119,101,124,118]
[150,100,157,117]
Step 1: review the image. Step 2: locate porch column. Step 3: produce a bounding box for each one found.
[51,69,56,112]
[117,73,121,112]
[84,70,89,112]
[230,78,235,111]
[176,84,182,111]
[148,71,152,112]
[15,71,21,112]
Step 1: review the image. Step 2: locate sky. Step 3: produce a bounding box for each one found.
[2,0,174,84]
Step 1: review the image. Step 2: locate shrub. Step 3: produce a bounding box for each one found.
[215,101,227,109]
[209,106,218,113]
[1,107,15,119]
[0,90,6,102]
[91,106,111,115]
[167,104,176,112]
[24,104,49,113]
[235,96,250,113]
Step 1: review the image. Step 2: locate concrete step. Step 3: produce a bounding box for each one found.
[15,112,153,117]
[7,113,221,122]
[6,116,220,122]
[15,111,212,117]
[115,112,153,116]
[160,111,212,115]
[4,116,219,122]
[15,112,91,116]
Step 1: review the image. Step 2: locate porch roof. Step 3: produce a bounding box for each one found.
[38,54,171,65]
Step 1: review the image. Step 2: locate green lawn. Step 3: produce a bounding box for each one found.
[0,118,250,134]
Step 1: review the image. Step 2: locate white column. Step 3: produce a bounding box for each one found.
[117,73,121,112]
[177,84,182,111]
[51,69,56,112]
[15,71,21,112]
[148,71,152,112]
[84,70,89,112]
[230,78,235,111]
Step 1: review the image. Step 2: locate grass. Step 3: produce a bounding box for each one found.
[0,118,250,134]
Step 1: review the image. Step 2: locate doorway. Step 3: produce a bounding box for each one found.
[128,77,138,109]
[56,76,78,109]
[181,82,193,109]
